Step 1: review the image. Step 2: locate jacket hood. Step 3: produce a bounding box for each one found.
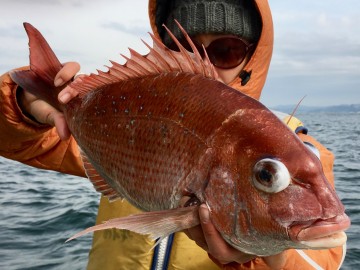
[148,0,273,100]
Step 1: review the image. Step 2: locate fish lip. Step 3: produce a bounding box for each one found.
[299,231,348,249]
[288,213,351,245]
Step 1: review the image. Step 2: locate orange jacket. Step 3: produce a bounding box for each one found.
[0,0,346,269]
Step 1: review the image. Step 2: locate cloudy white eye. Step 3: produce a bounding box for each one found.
[252,158,290,193]
[304,142,320,159]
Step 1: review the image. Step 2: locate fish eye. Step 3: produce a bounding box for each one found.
[252,158,290,193]
[304,142,320,159]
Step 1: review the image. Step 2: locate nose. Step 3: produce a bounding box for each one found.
[315,183,345,219]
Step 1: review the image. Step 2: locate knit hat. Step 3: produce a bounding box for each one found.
[159,0,262,47]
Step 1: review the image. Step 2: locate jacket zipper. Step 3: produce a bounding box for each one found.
[156,236,169,269]
[151,234,174,270]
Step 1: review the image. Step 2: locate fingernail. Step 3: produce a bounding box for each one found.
[200,204,210,223]
[59,92,71,103]
[54,78,64,87]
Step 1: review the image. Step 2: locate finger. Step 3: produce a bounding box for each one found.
[58,85,79,104]
[42,110,71,140]
[17,88,39,115]
[185,226,208,251]
[54,61,81,87]
[262,251,287,269]
[199,205,229,255]
[199,205,256,264]
[54,113,71,140]
[28,99,58,125]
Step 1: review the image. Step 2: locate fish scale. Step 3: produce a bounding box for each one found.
[10,22,350,256]
[69,73,240,211]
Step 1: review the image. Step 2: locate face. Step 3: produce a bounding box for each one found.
[192,34,252,84]
[202,105,350,255]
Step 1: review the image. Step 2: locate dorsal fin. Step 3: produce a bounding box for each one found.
[70,20,218,97]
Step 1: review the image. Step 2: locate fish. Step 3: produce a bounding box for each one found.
[10,22,350,256]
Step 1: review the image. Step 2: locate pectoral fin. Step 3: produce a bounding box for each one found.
[66,205,200,243]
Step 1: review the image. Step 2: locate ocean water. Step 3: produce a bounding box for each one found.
[0,112,359,270]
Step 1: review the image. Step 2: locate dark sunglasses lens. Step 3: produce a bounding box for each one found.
[206,38,248,69]
[168,37,249,69]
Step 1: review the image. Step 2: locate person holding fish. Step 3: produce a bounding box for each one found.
[0,0,350,269]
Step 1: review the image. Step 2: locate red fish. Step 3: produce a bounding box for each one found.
[10,22,350,256]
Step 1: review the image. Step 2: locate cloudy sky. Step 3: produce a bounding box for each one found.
[0,0,359,107]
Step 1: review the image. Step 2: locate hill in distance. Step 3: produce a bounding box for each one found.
[271,104,360,114]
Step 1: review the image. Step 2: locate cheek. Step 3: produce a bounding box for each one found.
[215,64,244,84]
[269,186,322,224]
[235,185,283,238]
[204,168,237,236]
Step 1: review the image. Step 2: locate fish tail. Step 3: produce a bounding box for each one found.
[10,23,63,111]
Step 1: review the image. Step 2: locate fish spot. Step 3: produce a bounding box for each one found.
[162,138,170,145]
[138,95,142,99]
[179,112,185,118]
[139,105,144,111]
[124,108,130,114]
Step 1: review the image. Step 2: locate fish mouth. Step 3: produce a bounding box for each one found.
[288,213,351,249]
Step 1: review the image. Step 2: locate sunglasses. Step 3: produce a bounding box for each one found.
[169,36,253,69]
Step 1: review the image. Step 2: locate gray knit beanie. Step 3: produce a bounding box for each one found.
[159,0,262,47]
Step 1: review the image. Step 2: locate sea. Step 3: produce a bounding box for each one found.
[0,112,359,270]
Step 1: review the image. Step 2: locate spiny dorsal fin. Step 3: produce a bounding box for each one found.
[70,20,218,97]
[79,148,122,202]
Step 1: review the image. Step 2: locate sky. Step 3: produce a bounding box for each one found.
[0,0,359,107]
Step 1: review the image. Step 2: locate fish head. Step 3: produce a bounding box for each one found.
[204,107,350,255]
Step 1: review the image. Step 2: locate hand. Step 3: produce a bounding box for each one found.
[184,204,256,264]
[184,204,287,268]
[16,62,80,140]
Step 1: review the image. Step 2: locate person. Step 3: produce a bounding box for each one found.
[0,0,347,269]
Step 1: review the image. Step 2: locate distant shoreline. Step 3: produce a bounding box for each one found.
[271,104,360,114]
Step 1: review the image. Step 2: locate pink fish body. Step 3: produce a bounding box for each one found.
[10,22,350,256]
